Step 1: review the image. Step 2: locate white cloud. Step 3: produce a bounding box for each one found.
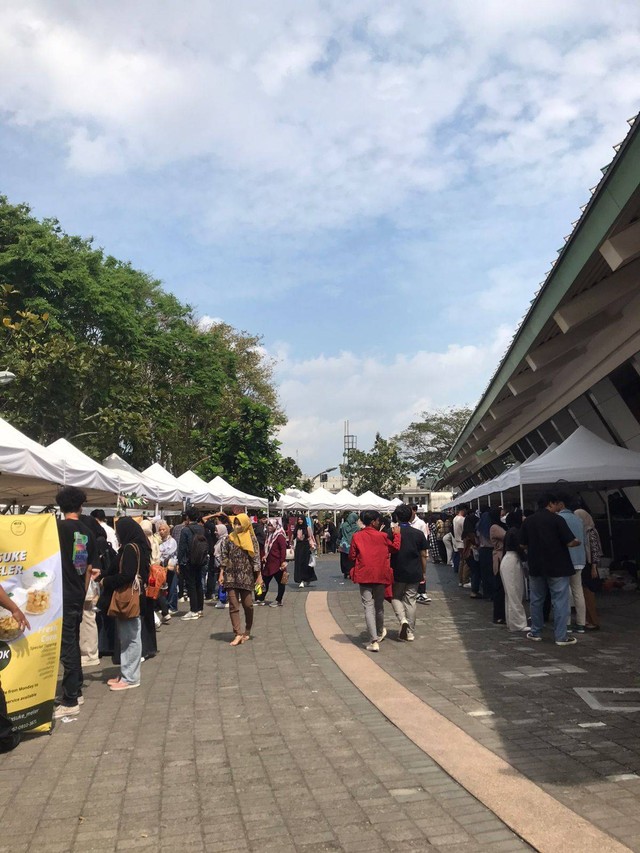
[274,326,512,473]
[0,1,637,233]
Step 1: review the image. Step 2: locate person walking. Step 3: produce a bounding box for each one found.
[219,514,262,645]
[293,517,317,588]
[519,493,580,645]
[390,504,427,642]
[102,517,150,691]
[349,510,400,652]
[338,512,359,579]
[258,518,288,607]
[179,508,209,621]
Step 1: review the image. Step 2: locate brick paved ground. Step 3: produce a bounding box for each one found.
[330,559,640,851]
[0,555,530,853]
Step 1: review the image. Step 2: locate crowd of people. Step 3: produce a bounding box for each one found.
[0,489,605,753]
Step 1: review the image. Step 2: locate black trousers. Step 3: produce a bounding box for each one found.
[493,571,506,622]
[184,564,204,613]
[0,682,19,753]
[340,551,353,577]
[479,547,495,600]
[257,570,286,603]
[60,602,83,706]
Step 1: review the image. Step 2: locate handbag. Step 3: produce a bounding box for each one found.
[108,544,142,619]
[281,569,289,585]
[308,552,316,568]
[146,563,167,599]
[285,547,294,561]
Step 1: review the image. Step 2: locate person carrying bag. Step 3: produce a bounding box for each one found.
[101,518,150,691]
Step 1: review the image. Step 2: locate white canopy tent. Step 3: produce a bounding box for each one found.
[142,463,193,504]
[333,488,361,509]
[356,490,398,512]
[205,475,269,510]
[303,487,343,511]
[0,418,68,504]
[176,470,221,505]
[47,438,138,500]
[271,488,311,511]
[103,453,185,504]
[519,427,640,486]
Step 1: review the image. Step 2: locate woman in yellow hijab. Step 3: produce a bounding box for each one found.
[219,514,262,645]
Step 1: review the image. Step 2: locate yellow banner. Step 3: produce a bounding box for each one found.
[0,514,62,733]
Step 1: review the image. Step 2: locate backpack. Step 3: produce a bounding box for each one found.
[189,525,209,566]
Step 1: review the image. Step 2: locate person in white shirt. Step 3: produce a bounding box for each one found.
[410,506,431,604]
[90,509,118,550]
[452,506,468,585]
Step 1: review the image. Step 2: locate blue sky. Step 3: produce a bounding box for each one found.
[1,0,639,474]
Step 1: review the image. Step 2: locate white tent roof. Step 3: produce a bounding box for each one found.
[176,470,224,505]
[272,488,311,510]
[519,427,640,485]
[357,490,397,512]
[0,418,67,503]
[206,475,269,509]
[333,488,361,509]
[306,487,344,510]
[47,438,135,497]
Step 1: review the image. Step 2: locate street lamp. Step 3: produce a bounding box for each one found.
[311,466,338,484]
[0,371,16,386]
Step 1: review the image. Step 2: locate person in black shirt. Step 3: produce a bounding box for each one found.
[54,486,97,719]
[519,493,579,646]
[179,508,209,620]
[390,504,428,641]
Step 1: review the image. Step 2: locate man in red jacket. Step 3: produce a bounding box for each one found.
[349,511,401,652]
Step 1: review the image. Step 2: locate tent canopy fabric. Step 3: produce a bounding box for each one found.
[205,475,269,509]
[104,453,185,504]
[519,426,640,485]
[141,463,192,503]
[302,487,342,511]
[357,490,397,512]
[47,438,134,497]
[0,418,67,503]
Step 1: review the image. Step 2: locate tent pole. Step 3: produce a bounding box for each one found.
[487,493,491,507]
[519,482,524,510]
[500,491,504,508]
[606,491,614,560]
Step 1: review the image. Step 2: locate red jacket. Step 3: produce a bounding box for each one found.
[349,527,400,585]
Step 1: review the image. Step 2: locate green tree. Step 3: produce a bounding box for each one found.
[0,196,286,491]
[395,406,472,480]
[341,433,410,498]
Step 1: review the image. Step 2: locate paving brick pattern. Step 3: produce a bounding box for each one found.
[330,559,640,851]
[0,570,529,853]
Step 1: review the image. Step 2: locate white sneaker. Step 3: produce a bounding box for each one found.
[181,611,200,620]
[196,611,203,619]
[406,630,415,642]
[299,582,305,588]
[365,641,379,653]
[53,703,80,720]
[378,627,387,642]
[154,613,161,628]
[161,614,172,624]
[463,583,471,589]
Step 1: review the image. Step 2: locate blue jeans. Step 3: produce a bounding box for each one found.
[117,616,141,684]
[167,570,178,611]
[529,575,570,642]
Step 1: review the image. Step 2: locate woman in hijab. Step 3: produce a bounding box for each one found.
[213,521,229,608]
[219,514,262,645]
[102,517,150,691]
[339,512,359,579]
[258,518,288,607]
[294,516,317,588]
[574,508,602,630]
[499,511,529,632]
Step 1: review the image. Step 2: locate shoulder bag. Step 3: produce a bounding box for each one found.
[108,543,142,619]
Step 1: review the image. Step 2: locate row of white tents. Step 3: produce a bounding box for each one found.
[0,417,400,512]
[443,426,640,509]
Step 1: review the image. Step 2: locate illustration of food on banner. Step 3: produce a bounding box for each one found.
[0,514,62,733]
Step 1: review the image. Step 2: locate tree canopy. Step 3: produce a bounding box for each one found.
[0,196,288,494]
[341,432,410,498]
[395,406,472,480]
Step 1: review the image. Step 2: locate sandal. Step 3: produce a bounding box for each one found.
[230,635,244,646]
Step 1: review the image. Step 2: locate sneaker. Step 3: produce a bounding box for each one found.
[365,641,379,653]
[416,594,431,604]
[268,601,283,607]
[55,695,84,706]
[161,614,172,624]
[109,681,140,691]
[398,621,408,641]
[573,625,585,634]
[181,611,200,620]
[154,613,161,629]
[406,630,415,642]
[214,601,226,609]
[106,677,121,687]
[196,611,203,619]
[256,600,268,606]
[168,609,179,616]
[462,582,471,589]
[81,658,101,668]
[526,632,542,641]
[53,703,80,719]
[556,636,578,646]
[299,582,305,588]
[378,627,387,642]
